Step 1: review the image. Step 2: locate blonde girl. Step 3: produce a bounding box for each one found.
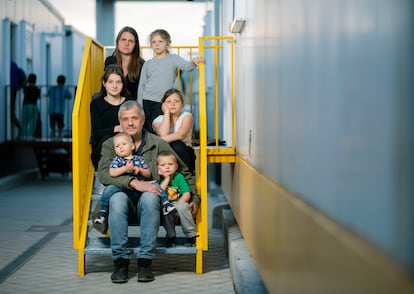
[138,29,204,133]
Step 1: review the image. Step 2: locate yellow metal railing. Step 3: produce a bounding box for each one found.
[72,37,104,275]
[198,36,236,163]
[105,45,198,111]
[73,36,235,276]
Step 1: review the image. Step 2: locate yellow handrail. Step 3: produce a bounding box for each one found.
[72,37,104,275]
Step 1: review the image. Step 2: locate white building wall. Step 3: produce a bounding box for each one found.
[0,0,86,142]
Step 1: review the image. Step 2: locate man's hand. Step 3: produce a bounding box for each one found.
[129,179,161,195]
[189,202,199,219]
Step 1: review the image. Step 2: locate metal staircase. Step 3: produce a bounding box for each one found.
[83,184,197,257]
[72,36,236,276]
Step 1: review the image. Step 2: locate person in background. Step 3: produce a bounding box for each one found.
[97,100,199,284]
[90,64,134,170]
[105,26,145,99]
[152,88,196,173]
[10,61,26,135]
[20,73,40,140]
[138,29,204,133]
[47,75,72,139]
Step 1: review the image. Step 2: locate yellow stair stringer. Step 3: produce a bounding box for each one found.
[72,37,105,276]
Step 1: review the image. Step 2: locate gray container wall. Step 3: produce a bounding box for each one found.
[228,0,414,270]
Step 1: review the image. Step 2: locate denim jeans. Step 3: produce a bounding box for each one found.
[154,183,169,206]
[108,191,160,260]
[100,184,141,212]
[100,184,122,212]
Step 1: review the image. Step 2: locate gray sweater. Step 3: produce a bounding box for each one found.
[137,54,196,104]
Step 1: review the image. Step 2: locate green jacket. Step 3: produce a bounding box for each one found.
[97,130,200,205]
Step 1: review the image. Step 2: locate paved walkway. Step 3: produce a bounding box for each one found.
[0,172,235,293]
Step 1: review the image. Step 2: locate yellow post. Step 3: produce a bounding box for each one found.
[78,250,85,276]
[196,36,209,273]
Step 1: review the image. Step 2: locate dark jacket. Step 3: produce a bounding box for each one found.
[97,130,200,205]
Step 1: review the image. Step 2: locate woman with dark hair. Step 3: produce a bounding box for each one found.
[90,64,133,169]
[105,26,145,99]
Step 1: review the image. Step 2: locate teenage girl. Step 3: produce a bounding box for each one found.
[90,64,133,169]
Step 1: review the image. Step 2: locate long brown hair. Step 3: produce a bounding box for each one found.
[98,64,130,99]
[161,88,184,104]
[112,26,145,82]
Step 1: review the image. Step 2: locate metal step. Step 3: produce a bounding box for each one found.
[91,194,101,201]
[85,237,197,255]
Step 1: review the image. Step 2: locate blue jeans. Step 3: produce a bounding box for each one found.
[109,191,160,260]
[154,183,169,206]
[100,185,122,212]
[100,184,141,212]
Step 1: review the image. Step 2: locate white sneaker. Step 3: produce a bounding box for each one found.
[163,205,176,215]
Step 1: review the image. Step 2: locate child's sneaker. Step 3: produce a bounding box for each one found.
[162,204,176,215]
[184,236,196,247]
[165,237,176,248]
[94,210,107,224]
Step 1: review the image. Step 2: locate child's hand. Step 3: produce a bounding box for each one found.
[133,166,140,175]
[161,102,170,114]
[193,56,205,66]
[158,169,170,180]
[125,160,135,172]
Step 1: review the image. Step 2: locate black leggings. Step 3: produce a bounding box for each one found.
[170,140,196,174]
[143,100,162,134]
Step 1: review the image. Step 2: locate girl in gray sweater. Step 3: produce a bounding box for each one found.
[138,29,204,132]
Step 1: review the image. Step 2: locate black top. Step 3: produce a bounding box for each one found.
[23,85,40,105]
[89,96,133,169]
[105,56,143,99]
